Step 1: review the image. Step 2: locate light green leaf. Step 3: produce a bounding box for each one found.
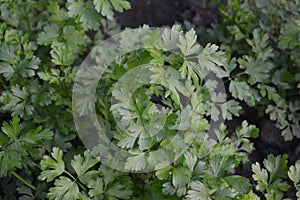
[71,150,100,177]
[239,190,260,200]
[263,154,288,182]
[0,62,14,80]
[162,182,176,196]
[184,151,197,171]
[172,166,191,188]
[155,163,172,180]
[50,42,77,66]
[252,162,269,191]
[288,160,300,188]
[220,100,242,120]
[222,175,251,194]
[252,154,290,197]
[48,176,85,200]
[125,153,146,171]
[209,156,235,177]
[198,43,227,78]
[229,80,255,103]
[94,0,130,20]
[39,147,65,182]
[178,29,200,57]
[186,181,215,200]
[0,43,17,63]
[94,0,114,20]
[68,0,100,30]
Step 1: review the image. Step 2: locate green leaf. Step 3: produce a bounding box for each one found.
[0,85,33,117]
[264,154,288,182]
[178,29,200,57]
[227,25,245,41]
[47,3,69,22]
[39,147,65,182]
[288,161,300,189]
[233,120,259,155]
[94,0,130,20]
[279,20,300,50]
[87,178,104,198]
[186,181,216,200]
[155,163,172,180]
[239,190,260,200]
[281,124,300,141]
[235,121,259,139]
[22,127,53,145]
[161,24,182,50]
[252,162,269,191]
[125,153,147,171]
[252,154,290,197]
[0,43,40,80]
[220,100,242,120]
[37,23,88,66]
[271,69,292,90]
[0,116,53,177]
[213,187,238,199]
[50,43,77,66]
[281,126,294,141]
[71,150,100,177]
[0,62,14,80]
[257,84,280,102]
[0,43,17,63]
[18,56,40,77]
[184,151,197,171]
[0,150,22,176]
[239,56,274,84]
[172,166,191,188]
[162,182,176,196]
[109,0,131,12]
[207,92,226,122]
[67,0,100,30]
[265,100,288,130]
[222,175,251,194]
[246,28,274,60]
[37,23,59,46]
[198,43,227,78]
[229,80,254,103]
[1,116,22,140]
[106,182,133,199]
[48,176,85,200]
[149,65,185,108]
[224,57,237,77]
[95,166,133,199]
[209,156,235,177]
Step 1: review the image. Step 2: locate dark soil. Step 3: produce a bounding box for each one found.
[116,0,221,28]
[0,112,11,125]
[116,1,300,199]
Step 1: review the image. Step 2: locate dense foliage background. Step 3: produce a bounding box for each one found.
[0,0,299,199]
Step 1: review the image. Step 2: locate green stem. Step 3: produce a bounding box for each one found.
[223,71,247,84]
[12,171,36,190]
[22,7,32,33]
[0,78,7,89]
[64,170,76,181]
[64,170,87,192]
